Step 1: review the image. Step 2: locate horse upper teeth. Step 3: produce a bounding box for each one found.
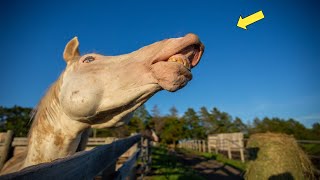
[168,55,191,70]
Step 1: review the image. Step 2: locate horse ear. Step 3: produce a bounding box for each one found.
[63,37,80,64]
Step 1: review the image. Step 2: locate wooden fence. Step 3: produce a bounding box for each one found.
[208,133,245,162]
[179,140,207,153]
[179,133,246,163]
[179,133,320,165]
[0,131,152,180]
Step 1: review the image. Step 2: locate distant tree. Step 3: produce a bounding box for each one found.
[312,123,320,139]
[94,123,130,137]
[160,116,184,147]
[249,117,313,140]
[133,104,152,123]
[199,106,211,122]
[0,106,33,137]
[182,108,206,139]
[169,106,178,117]
[229,117,247,133]
[209,107,234,133]
[128,116,144,133]
[151,105,161,118]
[95,105,150,137]
[249,117,262,134]
[199,106,214,133]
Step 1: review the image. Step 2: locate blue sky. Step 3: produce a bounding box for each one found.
[0,0,319,127]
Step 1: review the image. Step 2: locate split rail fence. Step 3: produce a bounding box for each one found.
[0,130,152,180]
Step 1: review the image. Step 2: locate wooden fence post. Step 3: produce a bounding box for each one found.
[202,140,206,152]
[195,140,198,151]
[239,138,245,162]
[0,130,14,170]
[215,138,218,154]
[227,139,232,160]
[208,137,211,153]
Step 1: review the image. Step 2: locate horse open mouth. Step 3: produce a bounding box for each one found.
[150,38,204,92]
[167,44,204,70]
[152,43,204,71]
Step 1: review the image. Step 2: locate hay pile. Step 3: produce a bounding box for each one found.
[245,133,314,180]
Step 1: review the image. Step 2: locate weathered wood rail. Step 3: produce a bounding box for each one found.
[0,131,152,180]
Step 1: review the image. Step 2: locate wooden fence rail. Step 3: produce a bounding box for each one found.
[180,135,320,164]
[178,140,207,153]
[115,148,140,180]
[0,133,150,180]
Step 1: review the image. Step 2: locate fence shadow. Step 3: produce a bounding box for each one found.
[175,149,244,180]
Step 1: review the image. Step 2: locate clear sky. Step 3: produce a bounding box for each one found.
[0,0,319,127]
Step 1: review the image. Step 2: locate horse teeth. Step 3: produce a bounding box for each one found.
[168,58,177,62]
[168,55,191,70]
[176,58,184,64]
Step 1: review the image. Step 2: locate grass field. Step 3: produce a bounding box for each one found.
[178,148,247,172]
[145,146,205,180]
[145,144,319,179]
[145,146,246,180]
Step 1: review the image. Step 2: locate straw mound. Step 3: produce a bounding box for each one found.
[245,133,314,180]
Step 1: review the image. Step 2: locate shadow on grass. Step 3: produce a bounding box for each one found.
[149,146,204,179]
[149,146,244,180]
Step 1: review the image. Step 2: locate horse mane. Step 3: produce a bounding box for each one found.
[28,57,80,135]
[28,73,64,136]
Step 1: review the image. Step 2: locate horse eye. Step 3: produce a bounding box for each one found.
[83,56,95,63]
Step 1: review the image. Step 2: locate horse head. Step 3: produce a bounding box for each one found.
[59,34,204,129]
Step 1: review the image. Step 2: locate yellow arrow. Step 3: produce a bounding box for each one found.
[237,10,264,30]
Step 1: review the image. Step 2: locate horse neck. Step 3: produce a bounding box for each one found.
[22,78,90,169]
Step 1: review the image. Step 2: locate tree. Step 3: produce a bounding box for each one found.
[151,105,161,118]
[207,107,233,133]
[199,106,214,134]
[312,123,320,139]
[128,116,144,134]
[182,108,206,139]
[248,117,313,140]
[0,106,33,137]
[133,104,152,123]
[229,117,247,133]
[160,116,184,147]
[169,106,178,117]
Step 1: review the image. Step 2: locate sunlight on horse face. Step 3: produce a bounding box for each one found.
[60,34,204,129]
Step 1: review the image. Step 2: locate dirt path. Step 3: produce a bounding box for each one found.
[174,150,244,180]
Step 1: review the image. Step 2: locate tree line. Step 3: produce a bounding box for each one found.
[0,105,319,144]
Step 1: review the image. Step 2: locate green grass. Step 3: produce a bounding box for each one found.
[178,148,247,171]
[146,146,205,180]
[146,146,247,180]
[214,153,247,171]
[300,144,320,156]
